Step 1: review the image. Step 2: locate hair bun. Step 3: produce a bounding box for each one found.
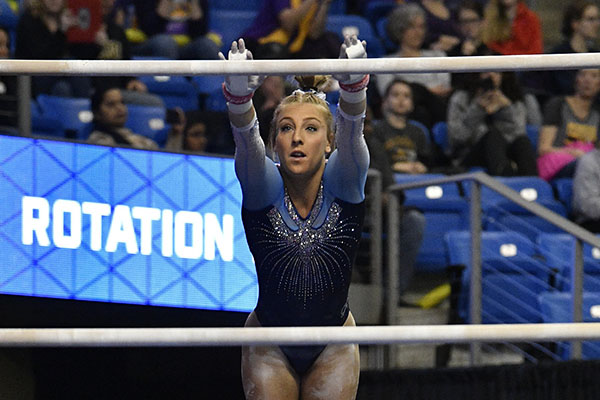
[294,75,330,92]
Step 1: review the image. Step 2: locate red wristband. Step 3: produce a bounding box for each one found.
[338,74,370,93]
[222,83,254,104]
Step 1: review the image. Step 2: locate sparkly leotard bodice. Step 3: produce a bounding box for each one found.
[242,183,365,327]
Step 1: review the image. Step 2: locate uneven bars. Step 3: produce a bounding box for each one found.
[0,53,598,76]
[0,324,598,347]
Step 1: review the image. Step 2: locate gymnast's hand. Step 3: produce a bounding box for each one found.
[218,39,265,100]
[333,35,367,86]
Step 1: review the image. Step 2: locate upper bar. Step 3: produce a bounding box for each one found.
[0,53,598,76]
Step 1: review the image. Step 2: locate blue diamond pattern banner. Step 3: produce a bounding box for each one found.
[0,136,258,312]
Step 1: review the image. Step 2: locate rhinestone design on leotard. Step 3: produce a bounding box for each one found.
[256,183,360,308]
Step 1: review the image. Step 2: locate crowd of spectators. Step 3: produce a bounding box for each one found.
[1,0,599,252]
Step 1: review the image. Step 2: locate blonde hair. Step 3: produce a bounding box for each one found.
[481,0,520,44]
[268,75,334,155]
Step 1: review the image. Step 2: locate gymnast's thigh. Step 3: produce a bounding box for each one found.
[241,311,300,400]
[300,312,360,400]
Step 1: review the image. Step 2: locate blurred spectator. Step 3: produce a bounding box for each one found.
[447,0,489,57]
[537,69,600,181]
[0,26,17,132]
[447,71,539,176]
[370,79,434,175]
[243,0,339,59]
[448,0,492,90]
[408,0,461,52]
[69,0,163,107]
[572,144,600,233]
[126,0,219,60]
[548,1,600,96]
[88,86,184,149]
[167,110,234,154]
[15,0,92,97]
[376,3,451,128]
[481,0,543,55]
[365,79,426,295]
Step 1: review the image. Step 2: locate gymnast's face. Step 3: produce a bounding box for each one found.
[274,103,332,180]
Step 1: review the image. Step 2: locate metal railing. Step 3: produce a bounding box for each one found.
[387,172,600,366]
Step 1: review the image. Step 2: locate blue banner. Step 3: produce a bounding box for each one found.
[0,135,258,312]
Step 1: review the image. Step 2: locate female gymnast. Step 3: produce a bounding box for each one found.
[220,36,369,399]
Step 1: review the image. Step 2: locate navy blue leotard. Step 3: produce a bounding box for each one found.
[231,106,369,375]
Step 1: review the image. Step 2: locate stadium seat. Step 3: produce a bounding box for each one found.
[464,176,568,242]
[36,95,93,138]
[327,0,347,14]
[191,75,225,111]
[395,173,469,271]
[209,10,258,53]
[31,115,65,138]
[137,75,199,111]
[537,233,600,292]
[538,291,600,360]
[552,178,573,216]
[526,124,539,149]
[326,14,385,58]
[445,230,553,323]
[0,0,18,31]
[376,17,396,53]
[126,104,170,146]
[209,0,263,11]
[431,121,450,156]
[363,1,396,27]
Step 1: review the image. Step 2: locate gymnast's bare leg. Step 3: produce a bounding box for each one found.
[242,311,300,399]
[301,313,360,400]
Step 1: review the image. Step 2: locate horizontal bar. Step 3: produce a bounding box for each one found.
[0,53,598,76]
[0,323,598,347]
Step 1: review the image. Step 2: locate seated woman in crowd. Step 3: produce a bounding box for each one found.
[537,69,600,181]
[408,0,461,52]
[548,1,600,96]
[376,3,451,128]
[481,0,543,55]
[447,70,540,176]
[87,86,184,150]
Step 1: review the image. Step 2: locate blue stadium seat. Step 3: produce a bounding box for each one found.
[395,173,469,271]
[138,75,199,111]
[209,10,258,53]
[363,1,396,27]
[431,121,450,156]
[538,291,600,360]
[191,75,225,111]
[526,124,539,150]
[36,95,93,138]
[126,104,170,146]
[464,176,568,242]
[31,115,65,138]
[327,0,347,14]
[326,14,385,58]
[0,0,18,31]
[445,230,553,323]
[552,178,573,215]
[537,233,600,292]
[209,0,263,11]
[375,17,396,53]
